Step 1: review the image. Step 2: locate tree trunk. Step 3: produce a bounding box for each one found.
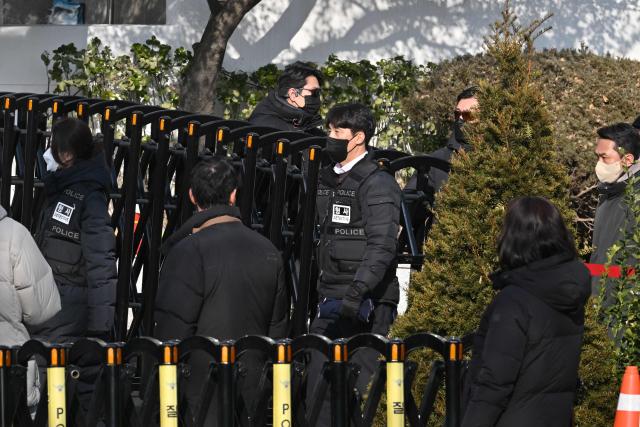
[179,0,262,113]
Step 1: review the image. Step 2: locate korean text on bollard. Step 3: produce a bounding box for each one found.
[48,345,68,427]
[273,340,293,426]
[218,341,236,427]
[445,338,463,427]
[387,339,406,427]
[105,345,123,427]
[331,339,349,427]
[159,342,179,427]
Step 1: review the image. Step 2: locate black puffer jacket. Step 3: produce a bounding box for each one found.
[316,152,402,304]
[248,91,324,135]
[154,205,289,340]
[30,154,117,342]
[462,253,590,427]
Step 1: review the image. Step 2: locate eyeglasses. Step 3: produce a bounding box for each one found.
[454,109,478,122]
[300,87,321,98]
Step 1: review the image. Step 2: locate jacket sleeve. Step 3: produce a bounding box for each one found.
[461,292,529,427]
[12,225,61,326]
[354,172,401,292]
[268,258,290,339]
[80,191,117,333]
[154,241,204,340]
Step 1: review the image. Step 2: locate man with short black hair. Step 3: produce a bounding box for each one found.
[591,122,640,300]
[154,158,289,422]
[306,103,401,425]
[248,61,324,134]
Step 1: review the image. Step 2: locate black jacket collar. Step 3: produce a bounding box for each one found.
[490,252,589,314]
[161,205,242,255]
[256,92,322,130]
[320,150,377,187]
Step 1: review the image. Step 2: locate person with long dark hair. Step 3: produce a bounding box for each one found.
[30,117,117,411]
[462,196,590,427]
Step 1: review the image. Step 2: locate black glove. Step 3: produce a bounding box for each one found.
[339,281,368,320]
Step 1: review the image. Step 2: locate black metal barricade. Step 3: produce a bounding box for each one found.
[0,91,449,353]
[0,333,471,427]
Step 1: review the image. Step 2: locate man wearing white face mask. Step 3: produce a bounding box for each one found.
[590,122,640,301]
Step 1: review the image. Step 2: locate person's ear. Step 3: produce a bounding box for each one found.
[229,189,237,206]
[623,153,635,167]
[189,189,198,207]
[287,87,299,100]
[353,131,366,146]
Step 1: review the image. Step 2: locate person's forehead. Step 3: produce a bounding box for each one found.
[304,75,320,88]
[456,97,479,111]
[596,138,617,152]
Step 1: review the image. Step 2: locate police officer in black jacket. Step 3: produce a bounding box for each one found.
[30,117,117,412]
[306,104,401,424]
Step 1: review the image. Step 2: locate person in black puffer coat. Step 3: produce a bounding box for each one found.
[462,196,590,427]
[248,61,325,135]
[30,117,117,413]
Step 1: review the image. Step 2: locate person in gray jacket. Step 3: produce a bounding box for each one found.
[591,123,640,302]
[0,205,61,413]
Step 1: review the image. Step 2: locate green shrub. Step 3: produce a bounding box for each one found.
[402,47,640,249]
[41,36,192,108]
[43,43,432,152]
[392,4,618,426]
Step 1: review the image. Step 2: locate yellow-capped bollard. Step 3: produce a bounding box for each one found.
[159,343,179,427]
[48,346,67,427]
[273,340,293,426]
[386,339,405,426]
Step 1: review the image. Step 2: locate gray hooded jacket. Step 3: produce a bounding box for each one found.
[0,206,61,406]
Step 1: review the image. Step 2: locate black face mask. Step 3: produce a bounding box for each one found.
[453,119,466,143]
[325,137,350,163]
[302,95,321,115]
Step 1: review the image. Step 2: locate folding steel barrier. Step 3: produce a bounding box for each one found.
[0,92,452,346]
[0,333,471,427]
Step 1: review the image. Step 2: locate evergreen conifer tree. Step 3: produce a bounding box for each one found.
[392,3,618,425]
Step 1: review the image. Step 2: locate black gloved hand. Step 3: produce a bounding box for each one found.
[339,281,368,320]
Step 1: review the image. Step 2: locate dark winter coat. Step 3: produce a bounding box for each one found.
[30,154,117,342]
[427,132,470,194]
[154,204,289,340]
[248,91,324,135]
[154,205,289,425]
[316,152,402,304]
[462,253,590,427]
[590,165,640,300]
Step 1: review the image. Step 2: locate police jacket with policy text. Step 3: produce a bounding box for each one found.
[316,151,402,304]
[30,154,117,341]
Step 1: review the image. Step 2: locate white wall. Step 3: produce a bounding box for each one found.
[2,0,640,93]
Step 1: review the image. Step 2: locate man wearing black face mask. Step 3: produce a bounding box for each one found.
[248,61,325,135]
[305,104,401,425]
[427,86,479,193]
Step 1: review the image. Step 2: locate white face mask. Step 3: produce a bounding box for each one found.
[43,147,60,172]
[595,159,623,183]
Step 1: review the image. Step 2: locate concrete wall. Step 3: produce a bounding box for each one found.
[2,0,640,93]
